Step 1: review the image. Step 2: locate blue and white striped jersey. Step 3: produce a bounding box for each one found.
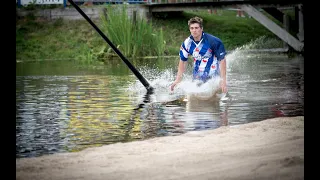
[179,32,226,81]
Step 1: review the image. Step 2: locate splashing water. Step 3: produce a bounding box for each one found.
[126,36,279,105]
[126,68,224,104]
[177,77,222,100]
[126,69,183,104]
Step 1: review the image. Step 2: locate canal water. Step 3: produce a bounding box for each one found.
[16,50,304,158]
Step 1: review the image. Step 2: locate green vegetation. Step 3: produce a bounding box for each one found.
[16,5,287,63]
[16,15,103,64]
[99,5,165,58]
[150,10,283,54]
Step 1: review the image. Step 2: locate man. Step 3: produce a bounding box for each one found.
[170,16,227,94]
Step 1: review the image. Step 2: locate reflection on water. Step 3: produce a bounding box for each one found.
[16,75,139,157]
[16,52,304,158]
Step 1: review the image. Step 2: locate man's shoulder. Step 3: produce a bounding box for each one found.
[204,33,223,43]
[182,36,192,44]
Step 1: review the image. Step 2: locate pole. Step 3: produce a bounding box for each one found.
[67,0,154,93]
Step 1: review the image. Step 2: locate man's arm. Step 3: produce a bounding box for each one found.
[170,60,188,91]
[219,58,227,93]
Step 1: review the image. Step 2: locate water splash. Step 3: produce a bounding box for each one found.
[126,50,242,104]
[126,69,180,104]
[126,68,223,104]
[177,77,222,99]
[126,36,279,104]
[226,35,282,70]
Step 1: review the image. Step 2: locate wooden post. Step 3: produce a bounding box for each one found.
[133,10,137,26]
[297,4,304,42]
[283,14,289,50]
[102,7,107,21]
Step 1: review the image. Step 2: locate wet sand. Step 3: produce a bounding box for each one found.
[16,116,304,180]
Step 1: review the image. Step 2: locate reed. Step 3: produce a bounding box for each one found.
[100,5,165,59]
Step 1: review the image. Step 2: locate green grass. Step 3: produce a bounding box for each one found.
[99,5,165,59]
[151,10,282,54]
[16,15,105,63]
[16,6,291,62]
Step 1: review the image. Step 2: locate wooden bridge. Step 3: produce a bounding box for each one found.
[17,0,304,52]
[145,0,304,53]
[78,0,304,52]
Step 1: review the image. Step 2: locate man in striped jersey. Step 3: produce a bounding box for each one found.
[170,16,227,94]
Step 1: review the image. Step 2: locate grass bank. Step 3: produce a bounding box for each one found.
[16,6,284,63]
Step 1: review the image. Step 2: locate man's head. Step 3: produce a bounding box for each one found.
[188,16,203,40]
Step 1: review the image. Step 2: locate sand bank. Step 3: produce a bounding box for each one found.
[16,116,304,180]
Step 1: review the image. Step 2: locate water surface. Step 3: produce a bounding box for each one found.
[16,51,304,158]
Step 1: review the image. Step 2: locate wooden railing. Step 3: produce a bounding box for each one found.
[17,0,301,7]
[17,0,231,7]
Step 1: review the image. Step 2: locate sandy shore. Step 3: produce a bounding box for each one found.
[16,116,304,180]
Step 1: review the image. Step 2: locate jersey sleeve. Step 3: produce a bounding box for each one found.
[179,43,189,61]
[213,40,227,61]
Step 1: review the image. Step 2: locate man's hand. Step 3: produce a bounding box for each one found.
[219,58,227,93]
[220,79,227,93]
[170,81,179,91]
[171,60,187,91]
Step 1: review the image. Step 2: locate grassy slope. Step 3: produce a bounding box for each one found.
[152,10,281,53]
[16,8,285,61]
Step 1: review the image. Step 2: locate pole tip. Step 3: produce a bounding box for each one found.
[147,86,154,95]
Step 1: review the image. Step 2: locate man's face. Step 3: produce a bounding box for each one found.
[189,23,203,40]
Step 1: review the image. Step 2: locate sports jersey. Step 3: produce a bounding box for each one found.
[179,32,226,82]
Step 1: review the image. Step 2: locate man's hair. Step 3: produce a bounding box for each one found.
[188,16,203,28]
